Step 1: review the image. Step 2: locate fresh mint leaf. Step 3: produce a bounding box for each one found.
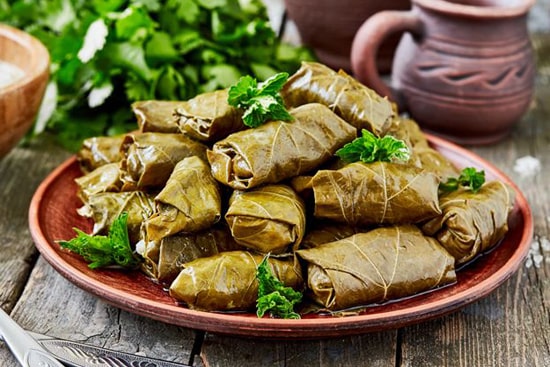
[256,255,302,319]
[227,72,292,127]
[336,130,411,163]
[440,167,486,193]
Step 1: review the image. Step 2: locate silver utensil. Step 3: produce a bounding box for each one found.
[0,306,65,367]
[1,307,195,367]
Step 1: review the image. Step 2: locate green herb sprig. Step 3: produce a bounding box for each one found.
[439,167,486,193]
[58,212,140,269]
[228,72,293,128]
[256,255,302,319]
[335,129,411,163]
[1,0,314,151]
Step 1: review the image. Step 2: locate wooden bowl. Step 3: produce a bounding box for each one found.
[0,24,50,158]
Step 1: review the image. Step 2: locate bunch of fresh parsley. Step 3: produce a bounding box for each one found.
[0,0,314,151]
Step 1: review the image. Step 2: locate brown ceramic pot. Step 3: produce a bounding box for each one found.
[351,0,536,145]
[284,0,410,73]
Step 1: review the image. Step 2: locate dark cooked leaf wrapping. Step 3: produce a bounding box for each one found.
[76,135,125,173]
[312,161,441,225]
[76,191,155,245]
[386,118,460,181]
[175,89,245,142]
[207,103,357,190]
[75,163,122,202]
[225,185,306,254]
[281,62,394,136]
[300,223,360,249]
[132,100,182,133]
[169,251,303,312]
[144,156,222,242]
[139,224,242,284]
[296,225,456,310]
[119,132,208,190]
[422,181,515,265]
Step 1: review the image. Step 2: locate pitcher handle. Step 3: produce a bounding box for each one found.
[351,10,422,102]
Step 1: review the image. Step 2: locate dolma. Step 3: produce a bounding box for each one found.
[75,163,122,202]
[77,191,155,244]
[225,185,306,254]
[281,61,394,136]
[169,251,303,312]
[144,156,222,242]
[174,89,245,142]
[387,118,460,181]
[119,132,207,190]
[132,100,181,133]
[312,161,441,226]
[300,223,359,249]
[296,225,456,310]
[76,135,125,173]
[422,181,515,265]
[138,224,242,284]
[207,103,357,190]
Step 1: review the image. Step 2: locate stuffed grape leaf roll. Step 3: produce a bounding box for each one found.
[119,132,208,190]
[225,184,306,254]
[144,156,222,242]
[174,89,245,142]
[280,62,394,136]
[137,224,242,284]
[77,191,155,244]
[296,225,456,310]
[422,181,515,265]
[132,100,182,133]
[169,251,303,312]
[75,163,122,202]
[77,135,125,173]
[312,161,441,226]
[207,103,357,190]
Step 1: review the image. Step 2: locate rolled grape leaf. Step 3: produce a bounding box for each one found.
[386,118,460,181]
[119,132,208,190]
[225,185,306,254]
[138,224,242,284]
[300,222,360,249]
[422,181,515,265]
[169,251,303,312]
[132,100,182,133]
[175,89,245,142]
[281,61,394,136]
[76,135,125,173]
[296,225,456,310]
[76,191,155,245]
[75,163,122,202]
[312,161,441,226]
[144,156,222,242]
[207,103,357,190]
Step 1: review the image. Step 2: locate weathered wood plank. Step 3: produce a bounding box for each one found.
[201,331,398,367]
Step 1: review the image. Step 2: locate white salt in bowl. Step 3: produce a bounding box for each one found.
[0,23,50,158]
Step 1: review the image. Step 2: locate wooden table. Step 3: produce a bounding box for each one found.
[1,31,550,367]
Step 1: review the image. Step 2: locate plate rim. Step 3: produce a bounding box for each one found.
[28,134,534,339]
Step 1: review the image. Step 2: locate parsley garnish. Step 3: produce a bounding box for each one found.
[335,129,411,163]
[58,212,140,269]
[439,167,486,193]
[228,72,293,128]
[256,255,302,319]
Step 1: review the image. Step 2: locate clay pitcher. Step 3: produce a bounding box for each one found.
[351,0,536,145]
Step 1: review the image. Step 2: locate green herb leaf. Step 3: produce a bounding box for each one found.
[256,255,302,319]
[439,167,486,193]
[58,212,140,269]
[227,72,293,128]
[336,129,411,163]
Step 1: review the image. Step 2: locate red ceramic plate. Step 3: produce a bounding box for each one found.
[28,135,533,339]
